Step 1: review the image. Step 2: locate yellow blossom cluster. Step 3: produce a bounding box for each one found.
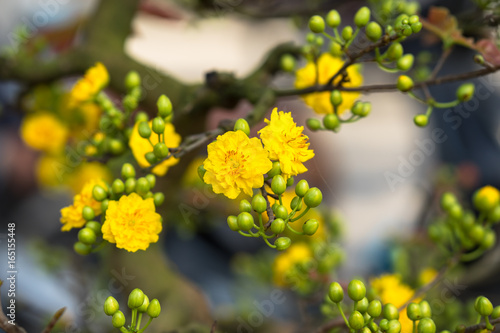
[20,112,68,154]
[272,242,313,287]
[70,62,109,105]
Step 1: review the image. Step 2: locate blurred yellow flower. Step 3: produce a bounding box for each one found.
[273,242,312,287]
[20,112,68,154]
[258,108,314,180]
[371,274,416,333]
[102,193,162,252]
[70,62,109,104]
[418,268,438,286]
[67,162,112,194]
[36,155,67,188]
[129,121,181,176]
[475,185,500,208]
[203,130,272,199]
[182,156,207,187]
[60,179,106,231]
[295,53,362,114]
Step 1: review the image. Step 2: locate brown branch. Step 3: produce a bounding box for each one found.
[430,47,453,80]
[210,320,217,333]
[460,318,500,333]
[261,184,276,229]
[41,307,66,333]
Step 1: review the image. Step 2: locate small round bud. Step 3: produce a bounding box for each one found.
[234,118,251,136]
[409,15,419,24]
[411,22,422,33]
[349,311,365,330]
[419,300,432,318]
[104,296,119,316]
[357,297,369,313]
[306,33,315,44]
[309,15,325,33]
[414,115,428,127]
[388,319,402,333]
[473,186,500,211]
[280,54,296,72]
[330,42,343,57]
[82,206,95,221]
[488,205,500,223]
[286,176,295,187]
[460,211,475,230]
[330,90,343,106]
[323,114,340,130]
[342,26,353,41]
[237,212,254,231]
[383,303,399,320]
[379,319,389,331]
[152,117,165,134]
[153,142,169,159]
[456,83,475,102]
[135,111,149,124]
[271,175,286,195]
[252,194,267,213]
[480,229,496,250]
[275,237,291,250]
[348,279,366,301]
[85,221,102,235]
[109,139,125,155]
[137,295,150,313]
[112,179,125,195]
[138,121,152,139]
[112,311,126,328]
[146,174,156,188]
[306,118,322,131]
[74,241,92,255]
[239,199,252,213]
[78,228,96,245]
[397,54,414,71]
[122,163,136,179]
[147,299,161,318]
[267,161,281,178]
[441,192,457,211]
[469,224,485,244]
[354,7,371,27]
[227,215,239,231]
[295,180,310,197]
[397,75,414,92]
[366,21,382,41]
[302,219,319,235]
[304,187,323,208]
[271,218,286,234]
[360,102,372,117]
[92,185,108,202]
[418,318,436,333]
[475,296,493,316]
[401,26,413,37]
[128,288,145,309]
[449,203,463,219]
[101,199,109,212]
[351,101,364,116]
[274,205,288,220]
[328,282,344,303]
[290,196,303,211]
[368,300,382,318]
[153,192,165,206]
[125,178,136,194]
[387,43,404,61]
[407,302,421,321]
[491,305,500,319]
[125,71,141,90]
[474,55,485,65]
[326,10,341,27]
[136,177,151,195]
[157,95,172,118]
[145,151,157,166]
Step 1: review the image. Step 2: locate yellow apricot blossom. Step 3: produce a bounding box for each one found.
[20,112,68,154]
[70,62,109,104]
[272,242,313,287]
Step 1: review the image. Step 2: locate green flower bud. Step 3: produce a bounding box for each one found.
[383,303,399,320]
[368,300,382,318]
[379,319,389,331]
[369,321,379,332]
[387,43,404,61]
[125,71,141,91]
[108,139,125,155]
[227,215,239,231]
[360,102,372,117]
[474,54,485,65]
[306,118,322,131]
[302,219,319,235]
[342,26,353,41]
[138,121,152,139]
[361,326,371,333]
[92,185,108,202]
[348,279,366,301]
[153,142,169,159]
[409,15,419,24]
[145,174,156,188]
[441,192,457,211]
[491,305,500,319]
[112,310,126,328]
[469,224,485,244]
[157,95,173,118]
[145,152,158,165]
[349,311,365,330]
[82,206,95,221]
[488,205,500,223]
[419,300,432,318]
[351,101,364,116]
[323,113,340,130]
[407,302,421,321]
[274,205,288,220]
[480,229,495,250]
[328,282,344,303]
[275,237,291,250]
[475,296,493,316]
[286,176,295,187]
[152,117,165,135]
[414,115,428,127]
[104,296,119,316]
[252,194,267,213]
[330,90,343,106]
[295,180,310,197]
[128,288,145,309]
[125,178,136,194]
[460,211,475,230]
[237,212,254,231]
[280,54,296,72]
[271,175,286,195]
[449,203,463,219]
[136,177,151,195]
[153,192,165,206]
[267,161,281,178]
[198,164,206,181]
[147,299,161,318]
[401,25,413,37]
[411,22,422,33]
[397,75,414,92]
[78,227,96,245]
[137,295,150,313]
[85,221,102,235]
[74,241,92,255]
[326,10,341,27]
[121,163,136,179]
[388,319,402,333]
[101,199,109,212]
[418,318,436,333]
[330,42,343,57]
[428,224,442,242]
[112,179,125,195]
[397,54,414,71]
[304,187,323,208]
[456,83,474,102]
[291,196,303,211]
[239,199,252,213]
[473,186,500,211]
[309,15,325,33]
[357,297,370,313]
[234,118,251,136]
[354,7,371,27]
[366,21,382,41]
[271,218,286,234]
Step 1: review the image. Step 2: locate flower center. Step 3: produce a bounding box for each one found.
[225,150,246,173]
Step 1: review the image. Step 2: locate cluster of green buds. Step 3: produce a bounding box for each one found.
[135,94,174,166]
[73,209,105,255]
[428,187,498,261]
[471,295,500,330]
[104,288,161,333]
[306,90,372,133]
[325,280,437,333]
[370,0,419,26]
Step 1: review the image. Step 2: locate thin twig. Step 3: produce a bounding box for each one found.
[430,47,452,80]
[210,320,217,333]
[461,318,500,333]
[261,185,276,229]
[41,307,66,333]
